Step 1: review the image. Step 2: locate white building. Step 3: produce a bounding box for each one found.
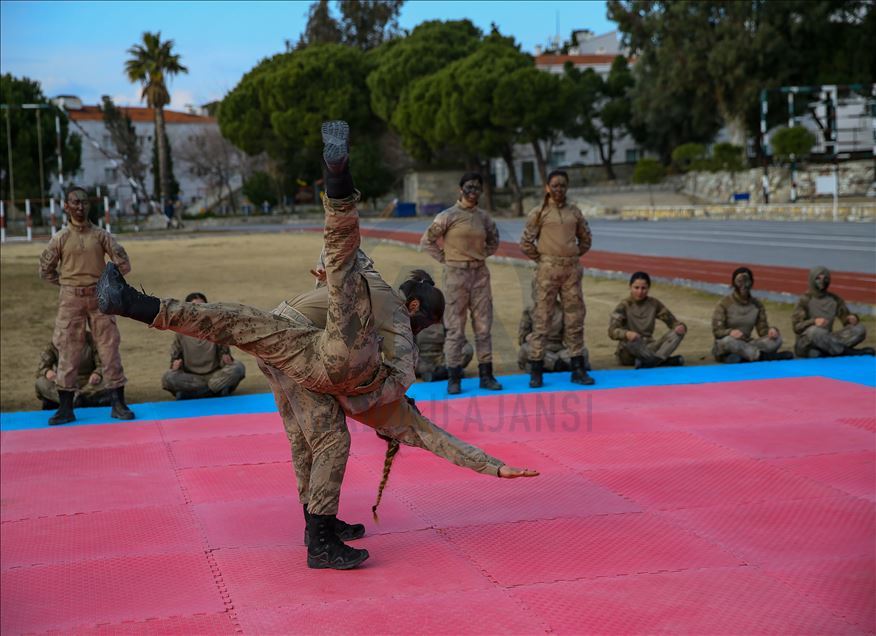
[495,31,646,188]
[56,95,219,207]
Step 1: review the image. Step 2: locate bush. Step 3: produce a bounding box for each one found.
[242,171,278,208]
[711,143,745,173]
[632,158,666,184]
[771,126,816,162]
[671,143,706,173]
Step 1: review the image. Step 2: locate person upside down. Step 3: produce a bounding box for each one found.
[97,120,538,571]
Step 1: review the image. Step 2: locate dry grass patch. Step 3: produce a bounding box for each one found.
[2,231,873,411]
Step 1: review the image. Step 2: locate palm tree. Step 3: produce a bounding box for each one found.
[125,32,188,207]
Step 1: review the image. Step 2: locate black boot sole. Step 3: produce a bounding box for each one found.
[97,262,127,315]
[321,121,349,169]
[307,549,369,570]
[48,414,76,426]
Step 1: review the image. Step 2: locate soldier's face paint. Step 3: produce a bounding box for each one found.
[814,273,829,291]
[65,191,89,223]
[734,273,752,296]
[459,180,482,207]
[630,280,649,301]
[546,177,568,205]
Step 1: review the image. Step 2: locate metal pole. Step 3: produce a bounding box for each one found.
[49,197,57,236]
[25,198,32,241]
[104,195,111,234]
[0,199,5,242]
[35,109,46,210]
[55,112,64,190]
[4,106,15,209]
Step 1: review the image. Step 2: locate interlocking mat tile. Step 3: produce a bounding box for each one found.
[768,451,876,500]
[0,421,163,453]
[38,611,238,635]
[1,442,173,481]
[169,432,290,468]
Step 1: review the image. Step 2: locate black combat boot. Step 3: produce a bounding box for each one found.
[41,398,58,410]
[321,120,354,199]
[306,513,369,570]
[97,263,160,324]
[110,387,135,420]
[447,366,463,395]
[48,390,76,426]
[759,351,794,361]
[478,362,502,390]
[843,346,876,357]
[529,360,544,388]
[663,355,685,367]
[570,356,595,385]
[303,504,365,545]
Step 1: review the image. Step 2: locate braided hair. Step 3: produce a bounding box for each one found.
[372,433,401,520]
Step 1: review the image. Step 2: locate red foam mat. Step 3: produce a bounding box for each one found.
[1,376,873,634]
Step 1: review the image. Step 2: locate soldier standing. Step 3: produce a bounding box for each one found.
[608,272,686,369]
[712,267,794,363]
[791,265,873,357]
[39,186,135,425]
[420,173,502,394]
[519,170,594,388]
[161,292,247,399]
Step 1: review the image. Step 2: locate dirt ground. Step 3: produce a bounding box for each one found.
[2,231,874,412]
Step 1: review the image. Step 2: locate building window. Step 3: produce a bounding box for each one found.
[104,167,119,182]
[550,151,566,167]
[626,149,638,163]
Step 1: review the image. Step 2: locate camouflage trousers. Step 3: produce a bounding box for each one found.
[617,330,684,366]
[518,342,572,372]
[714,334,782,362]
[53,286,127,391]
[443,263,493,366]
[162,361,246,398]
[35,375,111,407]
[259,358,504,514]
[416,342,473,381]
[529,259,586,361]
[795,324,866,357]
[150,196,385,396]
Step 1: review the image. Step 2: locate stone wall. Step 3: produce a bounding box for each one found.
[676,159,875,204]
[618,203,875,222]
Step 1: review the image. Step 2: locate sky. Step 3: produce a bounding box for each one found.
[0,0,614,111]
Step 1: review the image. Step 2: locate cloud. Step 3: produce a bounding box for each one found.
[168,88,197,112]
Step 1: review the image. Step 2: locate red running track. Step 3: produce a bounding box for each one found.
[355,228,876,304]
[1,376,874,634]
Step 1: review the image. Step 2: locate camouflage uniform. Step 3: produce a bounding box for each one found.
[519,201,592,362]
[161,334,246,398]
[415,323,474,381]
[712,292,782,361]
[420,202,500,366]
[149,193,387,397]
[517,303,572,372]
[34,333,111,407]
[39,220,131,392]
[792,265,866,357]
[609,296,685,366]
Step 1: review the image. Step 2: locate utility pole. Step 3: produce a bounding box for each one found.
[23,104,48,211]
[2,105,15,208]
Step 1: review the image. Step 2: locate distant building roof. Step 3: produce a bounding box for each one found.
[66,104,215,124]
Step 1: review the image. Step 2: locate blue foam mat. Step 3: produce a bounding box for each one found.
[2,357,873,431]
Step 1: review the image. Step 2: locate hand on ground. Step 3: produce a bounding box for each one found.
[499,465,539,478]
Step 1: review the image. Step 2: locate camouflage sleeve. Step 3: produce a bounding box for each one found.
[102,232,132,275]
[656,299,683,330]
[336,305,417,415]
[712,300,731,339]
[169,334,183,363]
[38,234,62,285]
[420,213,448,263]
[36,342,57,379]
[483,212,500,257]
[791,297,815,334]
[608,301,629,341]
[519,207,542,261]
[576,209,593,256]
[518,307,533,345]
[755,300,770,337]
[834,295,857,325]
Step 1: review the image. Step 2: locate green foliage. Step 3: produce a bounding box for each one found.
[710,143,745,173]
[564,56,635,178]
[298,0,403,50]
[242,171,277,207]
[671,143,707,173]
[124,31,188,109]
[368,20,482,124]
[351,139,395,201]
[770,126,816,162]
[0,74,81,203]
[219,44,374,181]
[608,1,875,159]
[632,158,666,184]
[493,65,572,144]
[151,128,179,199]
